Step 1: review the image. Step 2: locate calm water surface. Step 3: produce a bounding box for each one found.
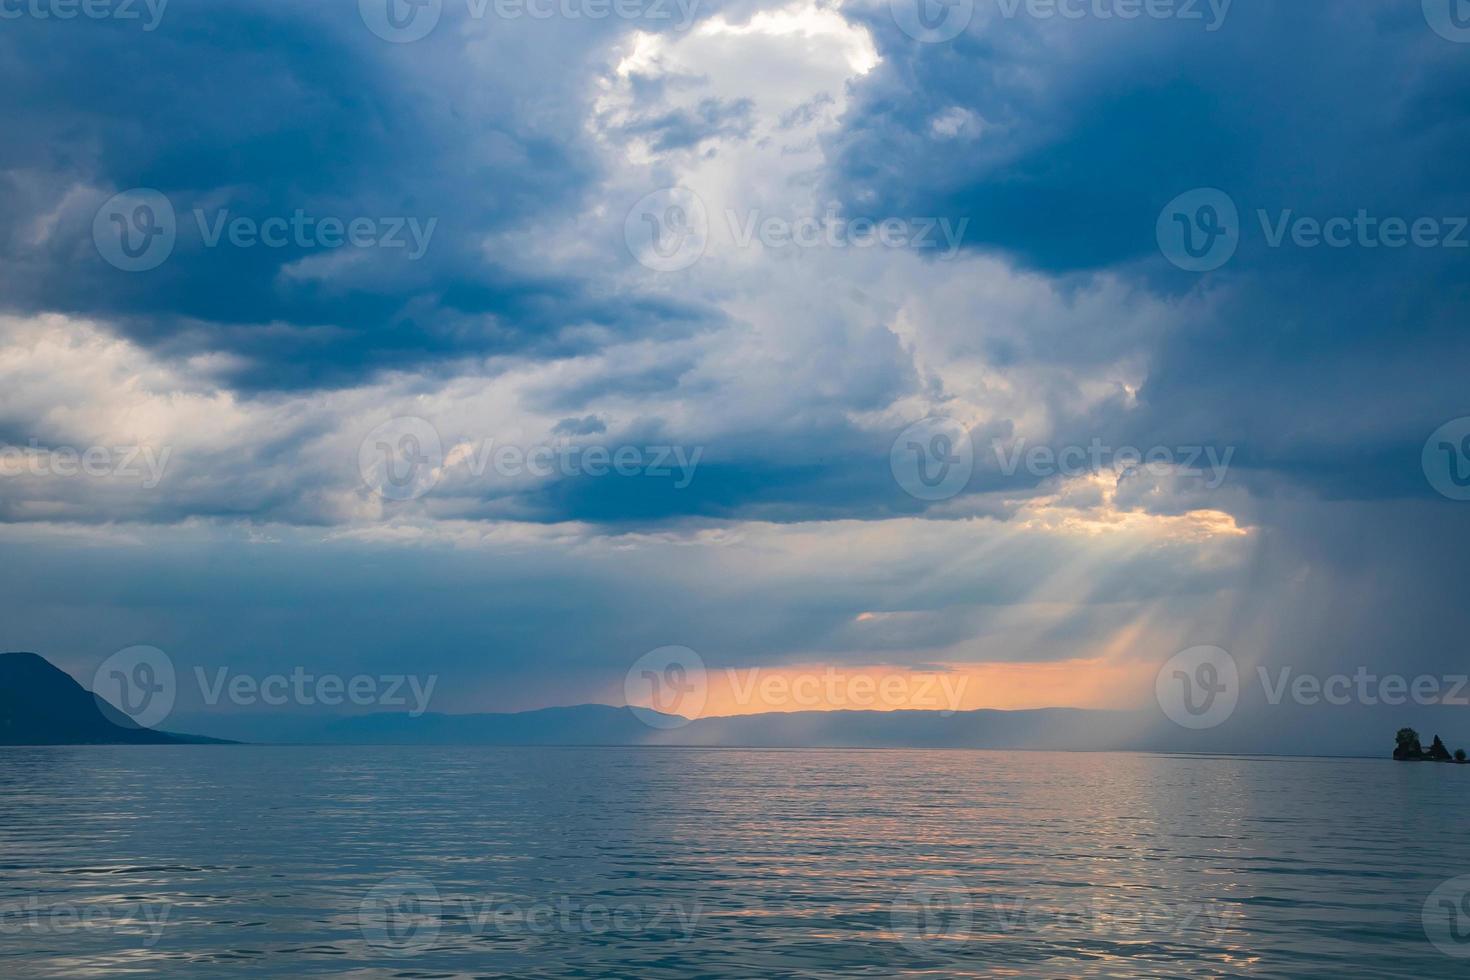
[2,747,1468,978]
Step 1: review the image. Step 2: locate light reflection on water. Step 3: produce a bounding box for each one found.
[0,746,1467,978]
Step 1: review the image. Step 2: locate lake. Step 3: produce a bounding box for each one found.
[2,746,1468,977]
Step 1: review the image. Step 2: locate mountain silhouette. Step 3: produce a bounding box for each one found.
[0,652,227,745]
[180,702,1149,750]
[318,704,677,745]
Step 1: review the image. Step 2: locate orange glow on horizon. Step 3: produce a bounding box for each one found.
[626,657,1158,719]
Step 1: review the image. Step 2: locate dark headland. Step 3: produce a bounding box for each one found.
[0,651,229,745]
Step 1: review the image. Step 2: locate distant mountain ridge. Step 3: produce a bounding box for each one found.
[176,701,1464,758]
[10,652,1458,757]
[183,701,1153,751]
[0,652,228,745]
[3,651,1147,749]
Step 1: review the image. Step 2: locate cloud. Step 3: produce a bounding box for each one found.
[824,0,1470,508]
[553,415,610,436]
[0,0,715,391]
[3,0,1469,738]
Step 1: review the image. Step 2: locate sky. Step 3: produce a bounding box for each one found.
[1,0,1469,745]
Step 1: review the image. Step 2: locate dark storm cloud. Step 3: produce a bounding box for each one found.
[0,0,714,391]
[833,4,1468,273]
[4,0,1464,531]
[829,1,1470,507]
